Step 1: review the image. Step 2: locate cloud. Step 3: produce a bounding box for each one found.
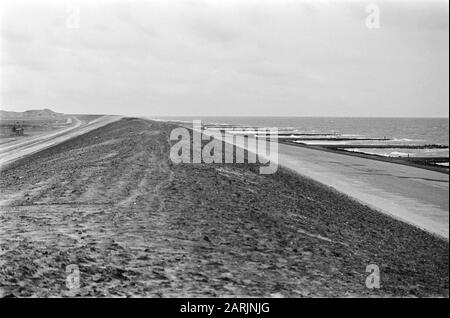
[0,0,448,117]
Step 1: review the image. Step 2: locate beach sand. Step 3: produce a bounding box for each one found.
[0,118,448,297]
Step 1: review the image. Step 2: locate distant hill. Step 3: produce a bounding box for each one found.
[0,108,66,120]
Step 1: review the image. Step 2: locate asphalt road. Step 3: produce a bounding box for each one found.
[276,142,449,239]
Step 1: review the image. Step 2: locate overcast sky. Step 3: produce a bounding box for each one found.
[0,0,448,117]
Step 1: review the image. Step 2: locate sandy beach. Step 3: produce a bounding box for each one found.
[0,118,448,297]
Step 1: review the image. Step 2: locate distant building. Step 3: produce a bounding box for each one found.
[12,123,24,136]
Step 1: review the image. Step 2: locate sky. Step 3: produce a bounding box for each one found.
[0,0,448,117]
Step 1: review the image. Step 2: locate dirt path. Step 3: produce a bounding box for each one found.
[0,118,448,297]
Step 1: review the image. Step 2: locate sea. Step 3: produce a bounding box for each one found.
[153,117,449,160]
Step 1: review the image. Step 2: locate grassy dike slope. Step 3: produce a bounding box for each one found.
[0,118,448,297]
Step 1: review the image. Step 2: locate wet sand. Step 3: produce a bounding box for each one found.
[0,118,448,297]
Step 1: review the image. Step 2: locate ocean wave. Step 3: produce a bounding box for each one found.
[423,148,449,153]
[301,140,353,145]
[391,138,424,142]
[343,149,414,157]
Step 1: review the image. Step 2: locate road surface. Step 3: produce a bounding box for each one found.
[202,129,449,239]
[0,115,122,168]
